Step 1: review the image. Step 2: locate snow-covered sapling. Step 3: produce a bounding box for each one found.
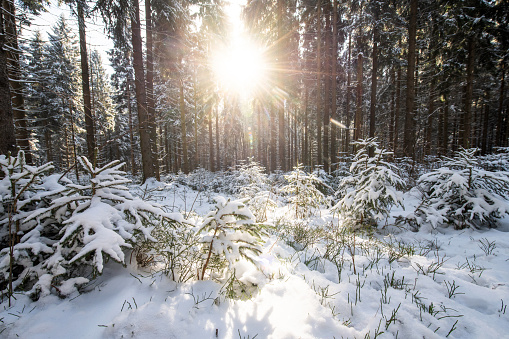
[281,164,328,218]
[411,148,509,230]
[198,196,266,280]
[0,151,60,302]
[24,157,183,298]
[333,138,405,228]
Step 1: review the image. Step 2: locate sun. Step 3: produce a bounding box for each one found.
[211,39,267,95]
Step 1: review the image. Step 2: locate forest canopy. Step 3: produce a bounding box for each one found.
[0,0,507,179]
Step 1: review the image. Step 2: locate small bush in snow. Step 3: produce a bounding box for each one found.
[247,190,277,223]
[333,138,405,228]
[407,148,509,230]
[198,196,266,280]
[281,164,329,219]
[138,219,200,283]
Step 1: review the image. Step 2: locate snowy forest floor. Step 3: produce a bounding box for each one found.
[1,179,509,339]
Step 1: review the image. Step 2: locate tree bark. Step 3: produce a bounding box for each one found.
[304,87,309,167]
[462,36,475,149]
[394,64,401,156]
[330,0,338,169]
[131,0,155,181]
[179,79,189,173]
[0,5,16,156]
[145,0,159,179]
[369,11,378,154]
[389,67,395,153]
[3,0,30,163]
[345,34,351,154]
[127,79,136,176]
[270,101,277,171]
[277,0,285,171]
[77,2,95,163]
[209,104,215,172]
[404,0,417,158]
[354,48,363,141]
[496,62,505,146]
[323,7,331,172]
[316,3,322,167]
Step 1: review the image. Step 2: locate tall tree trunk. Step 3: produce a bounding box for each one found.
[304,87,309,167]
[145,0,159,179]
[316,3,322,167]
[443,95,449,155]
[425,80,435,155]
[330,0,338,169]
[369,11,378,154]
[193,79,199,170]
[256,99,263,167]
[270,102,277,171]
[404,0,417,158]
[389,67,396,153]
[127,80,136,176]
[179,79,189,173]
[77,2,95,163]
[208,105,215,172]
[323,7,331,172]
[215,107,220,170]
[277,0,286,171]
[0,6,16,156]
[482,93,490,155]
[354,46,363,141]
[3,0,31,163]
[496,62,505,146]
[345,34,351,154]
[394,65,401,156]
[462,36,475,148]
[131,0,154,181]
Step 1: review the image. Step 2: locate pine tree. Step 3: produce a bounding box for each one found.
[42,15,81,169]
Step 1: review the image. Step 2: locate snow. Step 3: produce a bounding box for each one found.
[1,177,509,338]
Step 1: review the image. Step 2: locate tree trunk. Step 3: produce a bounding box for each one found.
[443,95,449,155]
[304,87,309,167]
[277,0,285,171]
[208,104,215,172]
[179,79,189,174]
[425,80,435,155]
[344,34,351,154]
[482,95,490,155]
[77,2,95,163]
[404,0,417,158]
[215,107,220,170]
[316,3,322,167]
[354,48,363,141]
[131,0,154,181]
[462,36,475,149]
[369,11,378,154]
[395,64,401,156]
[0,6,16,156]
[194,81,199,170]
[145,0,159,179]
[330,0,338,169]
[127,80,136,176]
[323,7,331,172]
[270,102,277,171]
[497,62,505,146]
[3,0,31,163]
[389,67,395,153]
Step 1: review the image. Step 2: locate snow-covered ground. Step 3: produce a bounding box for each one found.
[1,180,508,339]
